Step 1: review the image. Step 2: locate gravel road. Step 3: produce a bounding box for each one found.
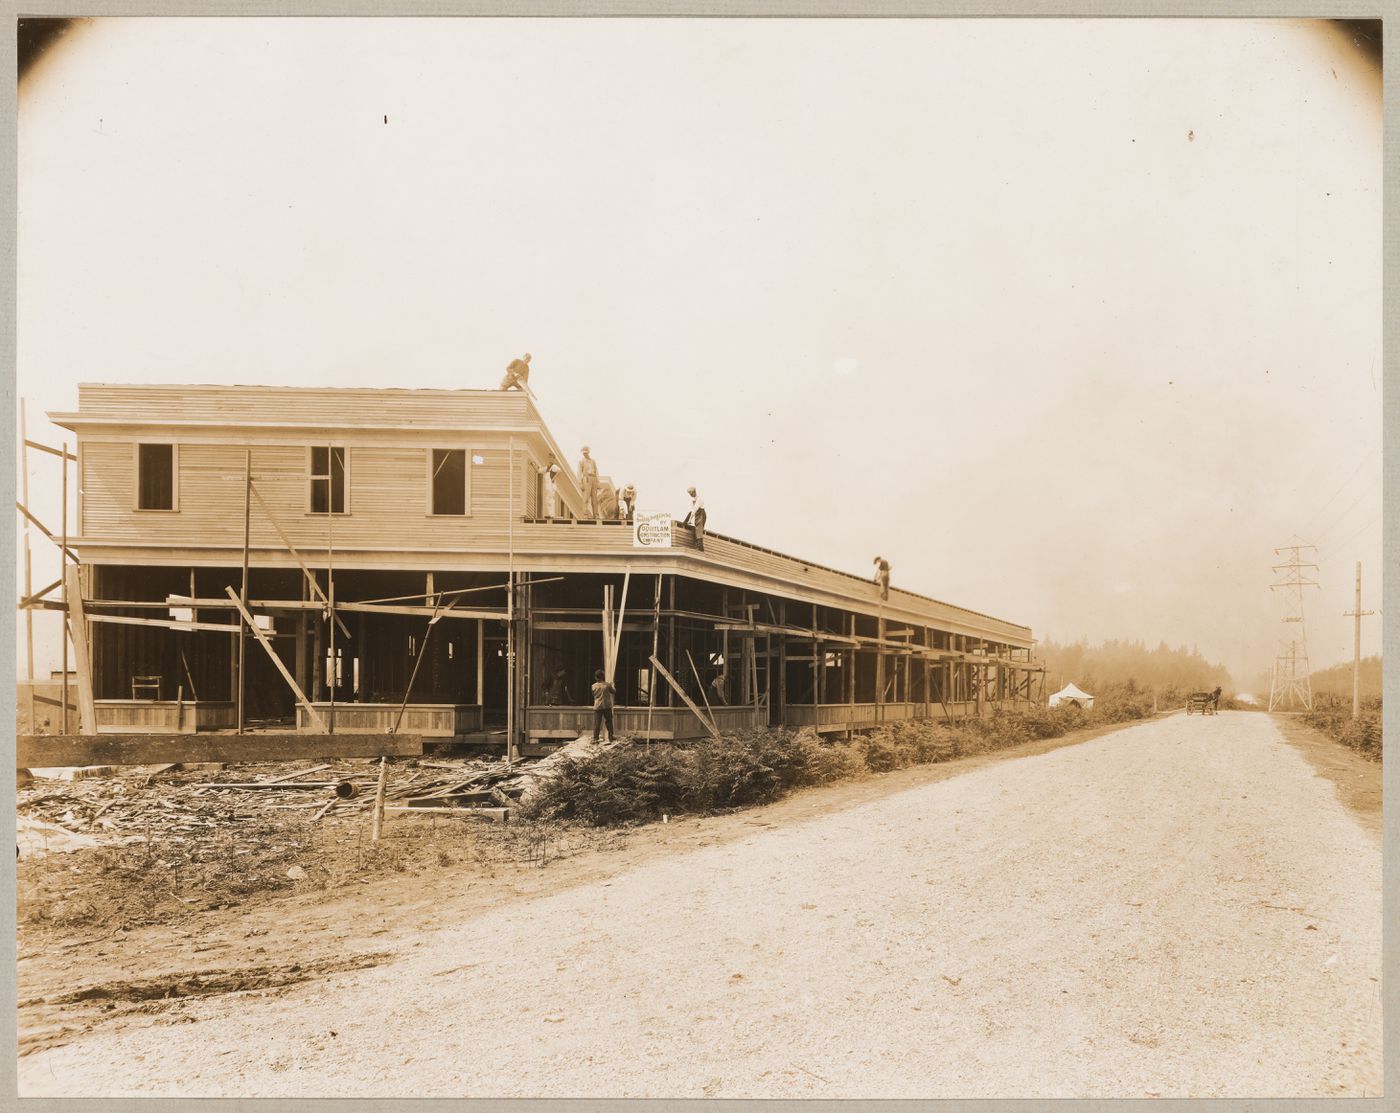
[19,711,1382,1099]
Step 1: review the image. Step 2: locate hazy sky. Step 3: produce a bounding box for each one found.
[16,17,1383,687]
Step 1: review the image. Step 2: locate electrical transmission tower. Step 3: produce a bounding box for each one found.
[1268,540,1319,711]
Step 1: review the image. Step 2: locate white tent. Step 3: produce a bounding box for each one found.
[1048,682,1095,709]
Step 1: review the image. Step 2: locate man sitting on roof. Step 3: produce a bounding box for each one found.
[500,352,531,391]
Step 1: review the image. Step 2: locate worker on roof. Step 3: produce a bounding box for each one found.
[619,483,636,522]
[543,459,561,518]
[578,447,599,518]
[873,555,891,600]
[684,487,706,551]
[500,352,531,391]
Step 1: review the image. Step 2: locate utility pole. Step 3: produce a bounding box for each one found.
[1343,561,1375,720]
[1268,540,1319,712]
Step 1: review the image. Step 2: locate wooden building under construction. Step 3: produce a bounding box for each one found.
[45,383,1042,755]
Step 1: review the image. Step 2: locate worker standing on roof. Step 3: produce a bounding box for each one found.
[500,352,532,391]
[684,486,707,551]
[873,555,891,600]
[543,460,561,518]
[619,483,636,522]
[578,447,599,518]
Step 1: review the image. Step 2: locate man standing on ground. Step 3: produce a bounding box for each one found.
[684,486,707,551]
[578,447,599,518]
[591,669,615,742]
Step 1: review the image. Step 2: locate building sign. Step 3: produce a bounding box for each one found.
[632,511,672,548]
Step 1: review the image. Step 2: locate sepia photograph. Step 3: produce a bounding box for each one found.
[11,11,1385,1100]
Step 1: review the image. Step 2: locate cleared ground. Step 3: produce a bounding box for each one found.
[18,711,1382,1098]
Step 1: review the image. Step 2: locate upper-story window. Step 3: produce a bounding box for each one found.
[430,449,468,516]
[309,446,348,514]
[136,443,176,510]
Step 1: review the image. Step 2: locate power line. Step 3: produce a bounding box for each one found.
[1320,509,1383,563]
[1299,450,1375,536]
[1311,478,1381,548]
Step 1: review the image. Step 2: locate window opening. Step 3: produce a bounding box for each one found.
[137,444,175,510]
[431,449,467,515]
[310,446,347,514]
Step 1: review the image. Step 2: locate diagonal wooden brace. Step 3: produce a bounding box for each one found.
[649,654,720,741]
[225,586,327,732]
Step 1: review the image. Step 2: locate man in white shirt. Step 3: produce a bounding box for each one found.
[684,486,707,550]
[578,447,599,518]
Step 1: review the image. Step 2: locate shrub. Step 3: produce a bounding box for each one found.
[527,743,695,825]
[524,693,1161,828]
[1302,694,1383,762]
[788,728,868,785]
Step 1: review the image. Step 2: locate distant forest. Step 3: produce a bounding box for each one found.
[1038,638,1232,699]
[1307,655,1382,701]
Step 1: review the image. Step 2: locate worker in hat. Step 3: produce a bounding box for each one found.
[500,352,531,391]
[578,446,599,518]
[683,486,707,551]
[873,555,891,600]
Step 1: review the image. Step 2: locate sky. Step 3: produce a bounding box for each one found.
[15,16,1384,688]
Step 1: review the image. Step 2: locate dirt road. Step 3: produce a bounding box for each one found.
[19,711,1381,1099]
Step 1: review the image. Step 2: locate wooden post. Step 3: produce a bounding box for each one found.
[60,441,69,734]
[848,614,856,717]
[225,587,326,732]
[610,571,631,684]
[237,449,251,733]
[370,756,388,845]
[666,575,676,709]
[326,445,337,735]
[875,610,886,724]
[64,563,98,734]
[20,400,33,699]
[506,437,515,761]
[777,599,787,725]
[476,617,485,706]
[646,573,661,743]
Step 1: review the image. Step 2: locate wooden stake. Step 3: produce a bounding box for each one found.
[237,449,251,734]
[370,756,388,845]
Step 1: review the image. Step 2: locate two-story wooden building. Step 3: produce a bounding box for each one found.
[49,383,1042,754]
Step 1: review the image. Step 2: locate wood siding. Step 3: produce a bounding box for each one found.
[294,703,482,737]
[94,700,236,734]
